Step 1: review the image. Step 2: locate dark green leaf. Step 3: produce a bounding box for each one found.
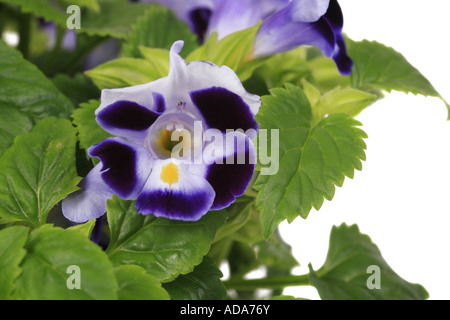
[0,104,34,157]
[254,84,367,238]
[0,117,80,227]
[12,225,118,299]
[0,40,73,119]
[114,265,170,300]
[163,256,227,300]
[0,226,28,299]
[51,73,100,107]
[72,99,111,155]
[309,223,429,300]
[105,196,226,283]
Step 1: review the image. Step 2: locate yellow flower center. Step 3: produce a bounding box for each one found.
[160,162,179,187]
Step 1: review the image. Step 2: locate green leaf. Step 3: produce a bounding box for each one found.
[163,256,227,300]
[12,225,118,299]
[80,0,156,39]
[67,219,96,238]
[309,223,429,300]
[271,295,308,300]
[122,4,198,58]
[51,73,100,108]
[301,79,377,124]
[0,104,34,157]
[254,85,367,239]
[0,0,68,27]
[0,117,80,227]
[85,57,168,90]
[0,40,73,119]
[0,226,29,299]
[346,38,450,117]
[105,196,227,283]
[114,265,170,300]
[72,99,111,155]
[186,24,266,81]
[256,229,299,271]
[1,0,153,39]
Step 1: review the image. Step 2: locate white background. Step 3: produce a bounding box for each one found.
[280,0,450,300]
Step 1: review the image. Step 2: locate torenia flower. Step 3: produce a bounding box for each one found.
[253,0,353,75]
[62,41,260,223]
[147,0,352,75]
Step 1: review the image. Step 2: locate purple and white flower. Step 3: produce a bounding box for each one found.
[62,41,260,223]
[146,0,352,75]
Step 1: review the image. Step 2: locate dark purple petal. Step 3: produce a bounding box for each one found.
[152,92,166,113]
[189,8,212,43]
[321,0,353,75]
[136,187,214,221]
[88,139,139,199]
[97,100,160,133]
[190,86,259,133]
[321,0,343,33]
[206,134,256,210]
[332,33,353,75]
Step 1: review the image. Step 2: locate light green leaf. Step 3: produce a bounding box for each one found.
[163,256,227,300]
[309,224,429,300]
[0,117,80,228]
[0,105,34,157]
[114,265,170,300]
[105,196,227,283]
[85,57,168,90]
[72,99,111,155]
[301,80,377,125]
[67,219,96,238]
[0,226,29,299]
[254,84,367,239]
[347,38,450,117]
[122,4,198,58]
[0,40,73,119]
[12,225,118,300]
[186,24,266,81]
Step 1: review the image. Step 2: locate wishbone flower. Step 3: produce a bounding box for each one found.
[62,41,260,223]
[147,0,352,75]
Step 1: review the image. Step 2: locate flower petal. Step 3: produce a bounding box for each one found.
[207,0,290,39]
[62,164,113,223]
[136,159,215,221]
[290,0,331,23]
[88,138,152,199]
[254,5,335,58]
[190,86,259,136]
[322,0,353,75]
[186,60,261,115]
[96,100,161,140]
[203,131,256,210]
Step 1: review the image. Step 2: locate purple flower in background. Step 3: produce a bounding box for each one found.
[254,0,353,75]
[62,41,260,223]
[146,0,352,75]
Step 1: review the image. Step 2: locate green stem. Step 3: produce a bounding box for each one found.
[223,274,311,291]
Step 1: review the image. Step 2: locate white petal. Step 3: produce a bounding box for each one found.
[62,164,113,223]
